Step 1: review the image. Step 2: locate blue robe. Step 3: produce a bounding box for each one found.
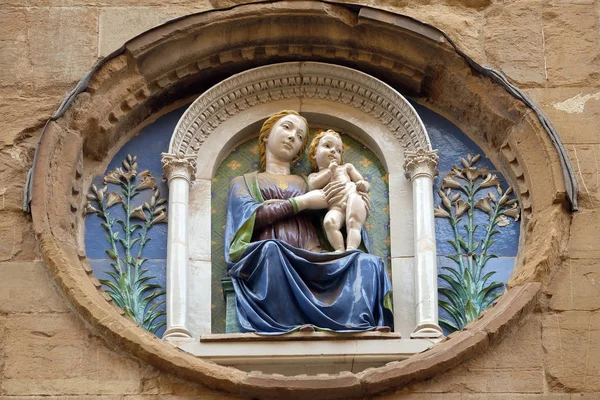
[225,172,393,334]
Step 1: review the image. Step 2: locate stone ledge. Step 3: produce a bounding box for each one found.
[180,337,432,375]
[200,331,401,342]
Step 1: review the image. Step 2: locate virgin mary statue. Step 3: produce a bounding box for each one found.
[225,110,393,334]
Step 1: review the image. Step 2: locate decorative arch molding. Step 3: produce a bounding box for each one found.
[169,61,431,156]
[28,1,572,398]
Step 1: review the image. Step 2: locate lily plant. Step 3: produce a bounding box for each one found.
[434,153,520,332]
[85,155,168,334]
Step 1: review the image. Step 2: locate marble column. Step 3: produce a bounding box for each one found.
[404,149,443,339]
[161,153,197,340]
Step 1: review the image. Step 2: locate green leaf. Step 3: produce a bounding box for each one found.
[146,299,166,315]
[465,300,478,323]
[482,291,503,309]
[439,274,468,301]
[439,318,459,333]
[105,271,122,282]
[105,249,118,260]
[476,282,504,307]
[442,266,464,283]
[445,254,463,266]
[439,300,467,329]
[479,271,498,288]
[447,240,460,252]
[148,320,167,333]
[130,224,143,234]
[142,288,166,303]
[439,287,464,309]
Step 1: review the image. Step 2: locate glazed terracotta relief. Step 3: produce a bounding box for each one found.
[434,153,520,332]
[85,155,168,334]
[84,102,520,338]
[212,127,392,334]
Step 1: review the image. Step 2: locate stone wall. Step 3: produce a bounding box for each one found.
[1,0,599,398]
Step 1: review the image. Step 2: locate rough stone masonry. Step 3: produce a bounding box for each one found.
[1,0,599,398]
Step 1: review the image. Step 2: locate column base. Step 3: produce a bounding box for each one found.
[163,326,193,341]
[410,322,443,339]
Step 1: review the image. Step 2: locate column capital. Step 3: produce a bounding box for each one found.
[161,153,197,183]
[404,149,439,181]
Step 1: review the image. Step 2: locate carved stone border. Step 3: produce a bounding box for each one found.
[170,62,430,155]
[28,1,571,398]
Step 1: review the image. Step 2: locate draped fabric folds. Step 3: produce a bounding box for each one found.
[225,172,393,334]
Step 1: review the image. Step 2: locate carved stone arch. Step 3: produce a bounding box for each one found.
[29,1,571,398]
[169,62,431,157]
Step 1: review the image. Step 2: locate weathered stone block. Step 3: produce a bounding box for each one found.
[376,394,462,400]
[565,145,600,209]
[568,211,600,259]
[0,261,69,313]
[408,314,543,394]
[382,3,485,62]
[462,395,570,399]
[140,366,241,398]
[547,259,600,311]
[98,6,212,57]
[542,311,600,391]
[0,95,60,149]
[484,0,546,86]
[3,313,144,395]
[26,7,98,87]
[526,88,600,145]
[410,365,544,393]
[0,213,39,261]
[0,9,30,90]
[0,145,35,213]
[468,314,542,370]
[0,397,121,400]
[542,2,600,86]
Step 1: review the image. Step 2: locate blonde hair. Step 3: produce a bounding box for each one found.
[308,129,344,171]
[258,110,309,171]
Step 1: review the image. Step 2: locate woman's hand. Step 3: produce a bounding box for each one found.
[293,190,328,211]
[324,181,371,214]
[323,181,346,206]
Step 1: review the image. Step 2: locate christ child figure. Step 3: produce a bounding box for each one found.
[307,130,370,252]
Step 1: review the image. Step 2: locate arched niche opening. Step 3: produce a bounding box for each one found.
[161,63,443,359]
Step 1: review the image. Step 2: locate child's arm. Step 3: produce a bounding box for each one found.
[345,164,370,192]
[308,169,333,190]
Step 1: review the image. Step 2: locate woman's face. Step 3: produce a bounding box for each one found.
[314,133,342,170]
[264,114,307,164]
